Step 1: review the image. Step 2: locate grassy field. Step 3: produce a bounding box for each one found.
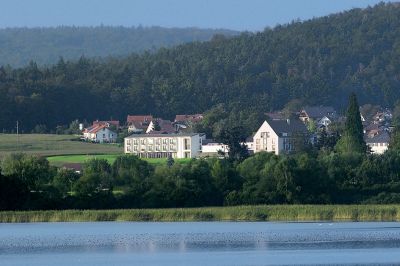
[1,205,400,223]
[0,134,123,157]
[47,154,192,167]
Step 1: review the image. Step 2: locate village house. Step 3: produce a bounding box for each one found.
[92,120,120,129]
[124,133,202,158]
[174,114,204,132]
[299,106,337,130]
[126,115,153,133]
[83,124,117,143]
[253,119,308,155]
[174,114,204,124]
[365,131,390,154]
[146,119,176,134]
[201,139,228,156]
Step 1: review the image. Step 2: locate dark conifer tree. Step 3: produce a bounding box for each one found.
[335,93,366,153]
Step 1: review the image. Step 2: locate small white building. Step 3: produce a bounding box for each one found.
[124,133,202,158]
[201,139,228,156]
[253,119,308,155]
[365,131,390,154]
[83,125,117,143]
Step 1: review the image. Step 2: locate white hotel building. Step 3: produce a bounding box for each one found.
[124,133,202,158]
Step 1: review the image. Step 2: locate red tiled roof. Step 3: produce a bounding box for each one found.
[93,120,120,127]
[84,124,107,134]
[127,115,153,123]
[174,114,203,123]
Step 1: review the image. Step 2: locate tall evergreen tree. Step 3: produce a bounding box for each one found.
[335,93,366,154]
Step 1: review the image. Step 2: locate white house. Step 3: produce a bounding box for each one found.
[253,119,308,155]
[124,133,202,158]
[201,139,228,156]
[83,125,117,143]
[365,131,390,154]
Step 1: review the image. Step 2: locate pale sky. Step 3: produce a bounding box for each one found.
[0,0,392,31]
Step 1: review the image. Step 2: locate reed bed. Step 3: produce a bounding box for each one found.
[1,205,399,223]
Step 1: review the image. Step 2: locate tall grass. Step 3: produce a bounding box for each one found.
[1,205,400,223]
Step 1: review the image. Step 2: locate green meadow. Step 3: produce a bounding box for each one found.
[0,134,122,157]
[1,205,400,223]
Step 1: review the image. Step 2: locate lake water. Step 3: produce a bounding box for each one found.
[1,222,400,265]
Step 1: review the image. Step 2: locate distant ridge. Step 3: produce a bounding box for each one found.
[0,2,400,131]
[0,26,239,67]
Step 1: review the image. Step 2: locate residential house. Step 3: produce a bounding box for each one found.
[83,124,117,143]
[174,114,204,132]
[299,106,337,129]
[245,137,254,153]
[363,123,381,138]
[92,120,120,129]
[175,114,204,124]
[253,119,308,155]
[124,133,202,158]
[201,139,228,156]
[126,115,153,133]
[365,131,390,154]
[146,119,176,134]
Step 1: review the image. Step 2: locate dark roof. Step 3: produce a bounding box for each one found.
[364,123,380,131]
[302,106,336,119]
[365,131,390,144]
[202,139,220,145]
[245,136,254,142]
[268,119,308,136]
[147,119,176,134]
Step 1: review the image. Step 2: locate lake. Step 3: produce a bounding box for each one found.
[1,222,400,265]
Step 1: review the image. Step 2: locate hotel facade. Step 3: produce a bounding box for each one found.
[124,133,202,158]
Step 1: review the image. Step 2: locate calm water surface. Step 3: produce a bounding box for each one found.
[1,222,400,265]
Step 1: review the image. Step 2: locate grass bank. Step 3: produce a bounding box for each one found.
[1,205,400,223]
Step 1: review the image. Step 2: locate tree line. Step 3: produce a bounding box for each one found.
[0,26,238,67]
[2,149,400,211]
[0,2,400,133]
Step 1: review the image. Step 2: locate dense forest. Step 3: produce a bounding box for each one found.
[0,26,238,67]
[1,2,400,132]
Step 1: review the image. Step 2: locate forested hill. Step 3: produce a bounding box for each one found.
[0,26,238,67]
[1,2,400,132]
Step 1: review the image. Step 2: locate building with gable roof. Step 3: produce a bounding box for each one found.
[365,131,390,154]
[253,119,308,155]
[83,124,117,143]
[127,115,153,133]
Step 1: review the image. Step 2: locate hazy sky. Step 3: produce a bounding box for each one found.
[0,0,392,31]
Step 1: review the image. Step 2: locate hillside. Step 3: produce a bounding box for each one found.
[0,26,238,67]
[0,2,400,132]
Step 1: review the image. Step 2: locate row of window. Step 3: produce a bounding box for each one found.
[127,144,176,152]
[369,143,388,147]
[127,138,177,145]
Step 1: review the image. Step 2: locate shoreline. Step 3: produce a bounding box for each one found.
[1,205,400,223]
